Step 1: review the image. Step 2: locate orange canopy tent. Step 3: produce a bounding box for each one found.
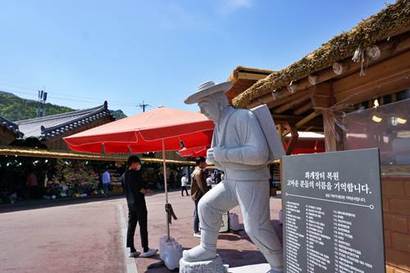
[64,107,214,239]
[178,146,208,158]
[64,107,213,154]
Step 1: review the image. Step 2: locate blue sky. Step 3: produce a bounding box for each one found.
[0,0,394,116]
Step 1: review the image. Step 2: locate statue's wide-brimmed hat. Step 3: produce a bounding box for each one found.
[184,81,232,104]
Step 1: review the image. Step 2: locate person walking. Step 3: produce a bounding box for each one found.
[101,168,111,196]
[191,157,209,237]
[180,174,189,197]
[122,155,158,258]
[26,170,39,199]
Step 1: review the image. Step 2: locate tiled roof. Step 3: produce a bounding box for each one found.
[0,116,23,137]
[15,101,113,139]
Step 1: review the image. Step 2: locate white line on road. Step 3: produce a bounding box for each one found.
[117,204,139,273]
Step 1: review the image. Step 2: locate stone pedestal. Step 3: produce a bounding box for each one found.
[179,256,228,273]
[227,263,271,273]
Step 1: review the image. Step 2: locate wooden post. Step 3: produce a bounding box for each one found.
[286,124,299,155]
[322,109,337,152]
[310,81,338,151]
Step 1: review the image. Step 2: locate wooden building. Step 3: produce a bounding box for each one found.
[15,101,114,151]
[232,1,410,272]
[0,117,23,145]
[226,66,274,102]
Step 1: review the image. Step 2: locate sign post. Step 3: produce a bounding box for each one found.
[282,148,385,273]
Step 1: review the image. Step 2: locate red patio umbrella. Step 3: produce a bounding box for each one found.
[177,146,208,157]
[64,107,214,239]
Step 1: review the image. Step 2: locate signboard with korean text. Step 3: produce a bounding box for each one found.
[282,148,385,273]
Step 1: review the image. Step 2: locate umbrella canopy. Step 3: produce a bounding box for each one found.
[64,107,214,154]
[63,107,214,241]
[178,146,208,158]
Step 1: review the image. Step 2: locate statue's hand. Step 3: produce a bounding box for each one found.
[206,148,216,165]
[212,147,224,162]
[207,147,225,165]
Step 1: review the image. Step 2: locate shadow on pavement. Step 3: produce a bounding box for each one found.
[140,249,265,273]
[0,189,185,214]
[0,195,124,213]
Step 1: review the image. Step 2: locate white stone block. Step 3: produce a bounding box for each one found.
[159,236,183,271]
[179,255,227,273]
[228,263,270,273]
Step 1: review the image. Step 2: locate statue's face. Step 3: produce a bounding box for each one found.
[198,99,220,122]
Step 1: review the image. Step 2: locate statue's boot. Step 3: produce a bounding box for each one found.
[182,245,216,262]
[182,229,218,262]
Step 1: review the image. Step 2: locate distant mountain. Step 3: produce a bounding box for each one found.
[0,91,127,121]
[110,109,127,120]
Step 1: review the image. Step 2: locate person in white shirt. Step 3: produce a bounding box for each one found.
[180,174,189,197]
[102,168,111,196]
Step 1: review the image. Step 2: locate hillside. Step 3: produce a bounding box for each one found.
[0,91,126,121]
[110,109,127,120]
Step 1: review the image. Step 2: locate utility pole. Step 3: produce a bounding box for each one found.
[37,90,48,117]
[138,101,150,112]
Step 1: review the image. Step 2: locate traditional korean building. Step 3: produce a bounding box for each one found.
[15,101,114,151]
[231,1,410,272]
[0,117,23,145]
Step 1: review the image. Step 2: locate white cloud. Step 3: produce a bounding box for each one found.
[218,0,252,14]
[225,0,252,9]
[146,2,211,31]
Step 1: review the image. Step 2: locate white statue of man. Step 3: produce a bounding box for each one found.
[183,81,283,273]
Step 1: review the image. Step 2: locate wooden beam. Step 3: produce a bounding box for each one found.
[274,95,310,113]
[311,82,335,110]
[295,111,320,129]
[0,146,195,165]
[236,72,270,81]
[294,101,313,115]
[308,75,318,85]
[334,50,410,105]
[272,114,304,125]
[335,68,410,109]
[248,87,309,109]
[334,50,410,94]
[250,91,277,108]
[332,62,347,75]
[268,88,313,109]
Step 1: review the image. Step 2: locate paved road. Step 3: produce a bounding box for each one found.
[0,198,126,273]
[0,190,283,273]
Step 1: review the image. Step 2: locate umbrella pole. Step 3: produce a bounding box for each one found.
[162,140,170,240]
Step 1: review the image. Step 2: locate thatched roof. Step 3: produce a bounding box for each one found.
[226,66,274,101]
[233,0,410,108]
